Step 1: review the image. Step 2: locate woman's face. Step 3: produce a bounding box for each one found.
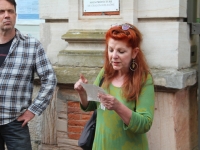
[108,38,138,73]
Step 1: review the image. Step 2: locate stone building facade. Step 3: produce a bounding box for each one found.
[28,0,199,150]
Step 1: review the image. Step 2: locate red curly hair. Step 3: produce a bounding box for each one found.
[103,23,150,101]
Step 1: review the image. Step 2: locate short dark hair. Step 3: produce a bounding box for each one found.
[6,0,17,11]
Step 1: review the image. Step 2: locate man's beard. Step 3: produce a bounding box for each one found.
[1,25,13,32]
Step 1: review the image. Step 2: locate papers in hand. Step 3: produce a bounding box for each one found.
[80,83,106,102]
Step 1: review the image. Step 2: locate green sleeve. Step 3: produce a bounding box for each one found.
[123,74,155,134]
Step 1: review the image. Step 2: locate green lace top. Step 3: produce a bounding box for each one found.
[81,68,155,150]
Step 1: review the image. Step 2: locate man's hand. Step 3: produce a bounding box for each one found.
[17,110,35,127]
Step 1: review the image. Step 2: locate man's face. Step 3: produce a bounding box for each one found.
[0,0,16,32]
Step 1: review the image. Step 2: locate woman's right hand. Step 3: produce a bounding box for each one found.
[74,74,88,93]
[74,74,89,108]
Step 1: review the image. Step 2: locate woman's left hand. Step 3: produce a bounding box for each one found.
[98,93,132,125]
[98,93,119,110]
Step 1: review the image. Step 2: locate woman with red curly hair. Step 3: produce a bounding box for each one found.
[74,23,155,150]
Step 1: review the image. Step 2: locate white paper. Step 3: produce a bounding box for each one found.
[80,83,106,102]
[100,103,105,110]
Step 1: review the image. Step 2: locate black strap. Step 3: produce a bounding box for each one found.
[99,77,104,87]
[134,101,136,112]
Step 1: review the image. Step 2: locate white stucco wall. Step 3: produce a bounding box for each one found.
[15,25,40,40]
[37,1,198,150]
[39,0,192,70]
[138,0,187,18]
[39,0,69,19]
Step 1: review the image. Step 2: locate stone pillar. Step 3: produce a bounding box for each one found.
[147,85,198,150]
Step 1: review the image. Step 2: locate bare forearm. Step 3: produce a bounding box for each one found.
[78,92,89,108]
[115,102,132,125]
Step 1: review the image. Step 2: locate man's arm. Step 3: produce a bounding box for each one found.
[28,42,57,116]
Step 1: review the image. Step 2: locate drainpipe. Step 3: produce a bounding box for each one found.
[187,0,200,148]
[197,28,200,150]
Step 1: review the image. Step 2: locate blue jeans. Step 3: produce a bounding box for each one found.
[0,120,32,150]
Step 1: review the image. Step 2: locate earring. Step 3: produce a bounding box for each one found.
[130,59,138,71]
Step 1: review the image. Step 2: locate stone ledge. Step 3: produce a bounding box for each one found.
[58,50,104,67]
[151,68,197,89]
[54,66,101,84]
[61,29,106,42]
[53,66,197,89]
